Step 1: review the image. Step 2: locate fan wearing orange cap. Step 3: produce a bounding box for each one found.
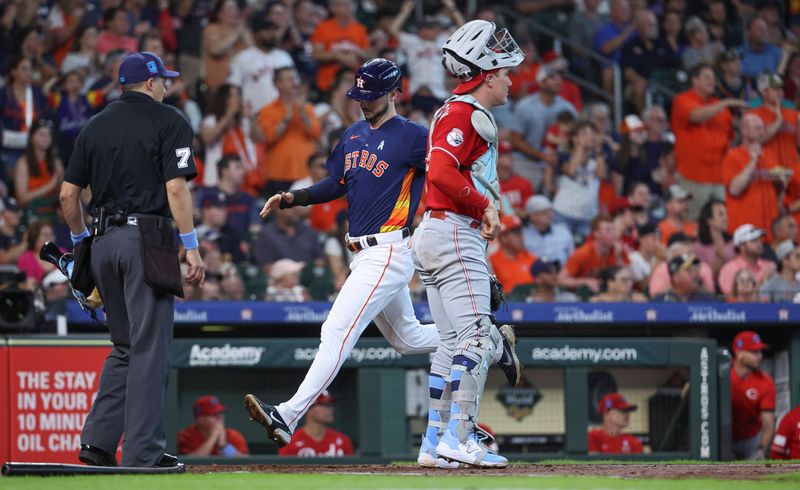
[488,214,537,295]
[177,396,249,456]
[278,391,354,457]
[730,331,775,460]
[588,393,644,454]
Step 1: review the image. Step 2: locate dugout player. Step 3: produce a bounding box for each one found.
[588,393,644,454]
[60,52,205,467]
[412,20,524,468]
[770,405,800,459]
[730,330,775,460]
[277,391,354,457]
[244,59,520,452]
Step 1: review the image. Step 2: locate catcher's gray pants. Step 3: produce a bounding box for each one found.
[81,223,174,467]
[412,211,495,376]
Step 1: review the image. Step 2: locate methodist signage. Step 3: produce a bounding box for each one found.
[66,301,800,325]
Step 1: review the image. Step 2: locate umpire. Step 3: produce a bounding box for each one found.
[59,52,205,467]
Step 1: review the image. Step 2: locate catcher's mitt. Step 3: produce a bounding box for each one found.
[489,274,506,312]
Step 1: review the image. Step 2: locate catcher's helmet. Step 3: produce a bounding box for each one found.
[346,58,402,101]
[442,20,524,94]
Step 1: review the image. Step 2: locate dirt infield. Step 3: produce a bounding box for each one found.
[188,463,800,479]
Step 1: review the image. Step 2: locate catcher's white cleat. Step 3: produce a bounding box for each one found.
[436,429,508,468]
[418,435,460,469]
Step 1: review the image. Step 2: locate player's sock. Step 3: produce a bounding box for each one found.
[424,374,450,444]
[446,356,477,442]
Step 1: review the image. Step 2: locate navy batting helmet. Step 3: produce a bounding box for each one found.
[346,58,402,101]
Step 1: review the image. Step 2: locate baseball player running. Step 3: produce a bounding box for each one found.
[244,59,521,449]
[412,20,525,468]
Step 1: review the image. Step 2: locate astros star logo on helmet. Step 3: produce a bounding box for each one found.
[356,77,365,88]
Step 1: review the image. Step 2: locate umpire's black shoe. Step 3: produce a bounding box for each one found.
[78,444,118,467]
[244,394,293,447]
[496,324,523,387]
[155,453,181,467]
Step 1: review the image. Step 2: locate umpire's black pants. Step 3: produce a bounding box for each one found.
[80,223,174,467]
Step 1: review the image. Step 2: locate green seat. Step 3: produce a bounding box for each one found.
[650,68,688,94]
[237,263,268,300]
[508,283,535,302]
[300,262,334,301]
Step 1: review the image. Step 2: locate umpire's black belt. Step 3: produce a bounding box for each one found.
[346,228,409,253]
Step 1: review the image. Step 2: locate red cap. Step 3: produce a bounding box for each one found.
[541,50,561,63]
[500,214,523,232]
[733,331,768,353]
[193,395,226,417]
[453,69,499,95]
[312,390,336,407]
[498,139,513,155]
[608,197,631,215]
[598,393,637,413]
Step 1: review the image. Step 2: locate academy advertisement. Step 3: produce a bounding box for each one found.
[6,344,111,463]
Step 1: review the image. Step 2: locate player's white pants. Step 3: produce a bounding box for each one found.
[277,237,439,431]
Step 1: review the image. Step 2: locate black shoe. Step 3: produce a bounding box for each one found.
[244,394,292,447]
[474,426,497,453]
[155,453,180,467]
[496,324,523,387]
[78,444,118,467]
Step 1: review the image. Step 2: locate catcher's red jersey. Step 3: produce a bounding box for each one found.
[425,100,491,221]
[277,427,354,457]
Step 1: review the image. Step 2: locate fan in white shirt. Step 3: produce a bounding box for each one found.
[385,0,465,101]
[228,16,294,114]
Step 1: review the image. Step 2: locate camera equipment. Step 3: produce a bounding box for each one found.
[0,265,36,331]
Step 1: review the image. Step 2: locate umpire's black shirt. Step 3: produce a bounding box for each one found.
[65,91,197,217]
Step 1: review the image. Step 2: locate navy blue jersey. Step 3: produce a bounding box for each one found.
[327,115,428,237]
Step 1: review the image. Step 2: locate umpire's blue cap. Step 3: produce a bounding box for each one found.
[118,51,180,85]
[346,58,402,101]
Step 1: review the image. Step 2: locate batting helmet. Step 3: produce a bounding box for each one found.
[346,58,402,101]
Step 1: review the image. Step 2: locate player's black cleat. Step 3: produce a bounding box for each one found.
[244,394,292,447]
[78,444,118,466]
[496,324,523,387]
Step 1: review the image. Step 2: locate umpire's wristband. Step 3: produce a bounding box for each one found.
[180,229,199,250]
[70,228,91,245]
[279,189,310,209]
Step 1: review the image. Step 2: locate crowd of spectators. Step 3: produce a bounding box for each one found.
[3,0,800,304]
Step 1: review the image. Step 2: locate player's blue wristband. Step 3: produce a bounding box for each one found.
[179,230,199,250]
[221,443,237,457]
[70,228,91,245]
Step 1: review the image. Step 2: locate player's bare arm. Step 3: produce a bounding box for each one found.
[260,192,294,218]
[481,201,500,241]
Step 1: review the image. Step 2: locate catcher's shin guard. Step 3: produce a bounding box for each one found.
[447,316,497,442]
